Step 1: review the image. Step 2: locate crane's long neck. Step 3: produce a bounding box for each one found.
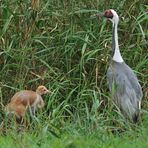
[112,22,123,63]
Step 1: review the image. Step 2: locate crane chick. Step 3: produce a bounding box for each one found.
[5,85,49,122]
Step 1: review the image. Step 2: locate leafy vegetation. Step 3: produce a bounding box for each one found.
[0,0,148,147]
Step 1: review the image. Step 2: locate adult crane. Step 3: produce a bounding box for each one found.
[94,9,143,123]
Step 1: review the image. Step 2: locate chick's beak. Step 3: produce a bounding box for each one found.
[46,89,50,93]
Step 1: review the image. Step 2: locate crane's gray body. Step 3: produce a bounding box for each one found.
[107,60,143,122]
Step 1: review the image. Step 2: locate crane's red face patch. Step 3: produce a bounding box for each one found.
[104,10,113,19]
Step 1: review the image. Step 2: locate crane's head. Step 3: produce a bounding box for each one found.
[104,9,119,24]
[36,85,50,95]
[91,9,119,24]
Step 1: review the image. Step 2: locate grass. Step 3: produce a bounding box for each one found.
[0,0,148,147]
[1,126,148,148]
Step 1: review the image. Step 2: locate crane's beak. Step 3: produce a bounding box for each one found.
[90,13,104,19]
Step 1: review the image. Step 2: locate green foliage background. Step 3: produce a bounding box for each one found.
[0,0,148,147]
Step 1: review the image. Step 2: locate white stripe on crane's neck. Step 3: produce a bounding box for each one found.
[111,10,123,63]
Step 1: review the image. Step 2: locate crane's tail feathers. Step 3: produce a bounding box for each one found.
[132,113,139,124]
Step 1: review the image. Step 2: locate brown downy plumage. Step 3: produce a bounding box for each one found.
[5,85,49,120]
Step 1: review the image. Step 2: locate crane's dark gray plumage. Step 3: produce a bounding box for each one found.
[97,9,143,123]
[107,60,143,123]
